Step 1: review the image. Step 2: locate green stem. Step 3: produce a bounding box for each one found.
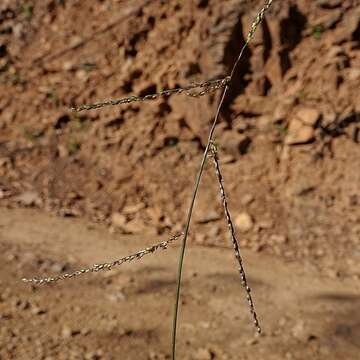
[171,1,273,358]
[171,88,228,359]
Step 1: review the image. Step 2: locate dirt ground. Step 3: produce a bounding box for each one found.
[1,0,360,278]
[0,207,359,360]
[0,0,360,359]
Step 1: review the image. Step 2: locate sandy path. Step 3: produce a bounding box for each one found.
[0,207,359,359]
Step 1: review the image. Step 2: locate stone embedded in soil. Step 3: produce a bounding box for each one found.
[196,210,220,224]
[122,203,145,214]
[122,218,151,235]
[347,68,360,81]
[318,0,342,9]
[195,232,207,244]
[296,107,320,127]
[285,118,315,145]
[111,212,127,228]
[291,320,316,342]
[106,291,126,302]
[220,132,252,157]
[257,219,274,230]
[235,212,254,233]
[61,326,80,339]
[241,194,255,206]
[31,306,47,315]
[193,348,213,360]
[270,234,288,244]
[314,10,343,31]
[14,191,42,207]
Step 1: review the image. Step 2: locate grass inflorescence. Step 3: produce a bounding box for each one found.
[22,1,274,359]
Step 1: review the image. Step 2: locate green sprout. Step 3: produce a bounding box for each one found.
[21,3,34,20]
[312,25,323,40]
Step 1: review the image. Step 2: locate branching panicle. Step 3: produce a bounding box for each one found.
[72,77,230,112]
[209,142,261,333]
[22,233,183,286]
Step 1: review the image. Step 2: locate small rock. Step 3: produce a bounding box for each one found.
[81,328,91,336]
[193,348,213,360]
[347,68,360,81]
[326,268,340,278]
[106,291,126,302]
[122,203,145,214]
[196,210,220,224]
[221,154,236,164]
[270,234,287,244]
[0,189,5,199]
[57,144,69,158]
[285,118,315,145]
[75,69,88,82]
[317,0,342,9]
[291,320,307,341]
[195,233,207,244]
[296,108,320,127]
[111,212,127,228]
[291,320,316,342]
[13,298,30,311]
[241,194,254,206]
[61,326,80,339]
[246,337,259,346]
[235,212,254,232]
[31,306,47,315]
[62,61,74,71]
[258,219,274,230]
[0,312,12,320]
[121,218,149,234]
[15,191,42,207]
[220,132,252,157]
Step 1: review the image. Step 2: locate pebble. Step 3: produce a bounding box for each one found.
[258,219,274,230]
[241,194,254,206]
[106,291,126,302]
[111,212,127,228]
[31,306,47,315]
[270,234,288,244]
[246,337,259,346]
[347,68,360,81]
[61,326,80,339]
[285,118,315,145]
[195,233,207,244]
[14,191,42,207]
[193,348,213,360]
[196,210,221,224]
[235,212,254,232]
[296,107,320,127]
[291,320,307,341]
[291,320,316,342]
[122,203,145,214]
[318,0,342,8]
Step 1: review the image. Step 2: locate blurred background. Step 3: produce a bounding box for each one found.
[0,1,359,359]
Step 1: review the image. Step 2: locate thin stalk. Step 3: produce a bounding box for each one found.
[171,1,273,359]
